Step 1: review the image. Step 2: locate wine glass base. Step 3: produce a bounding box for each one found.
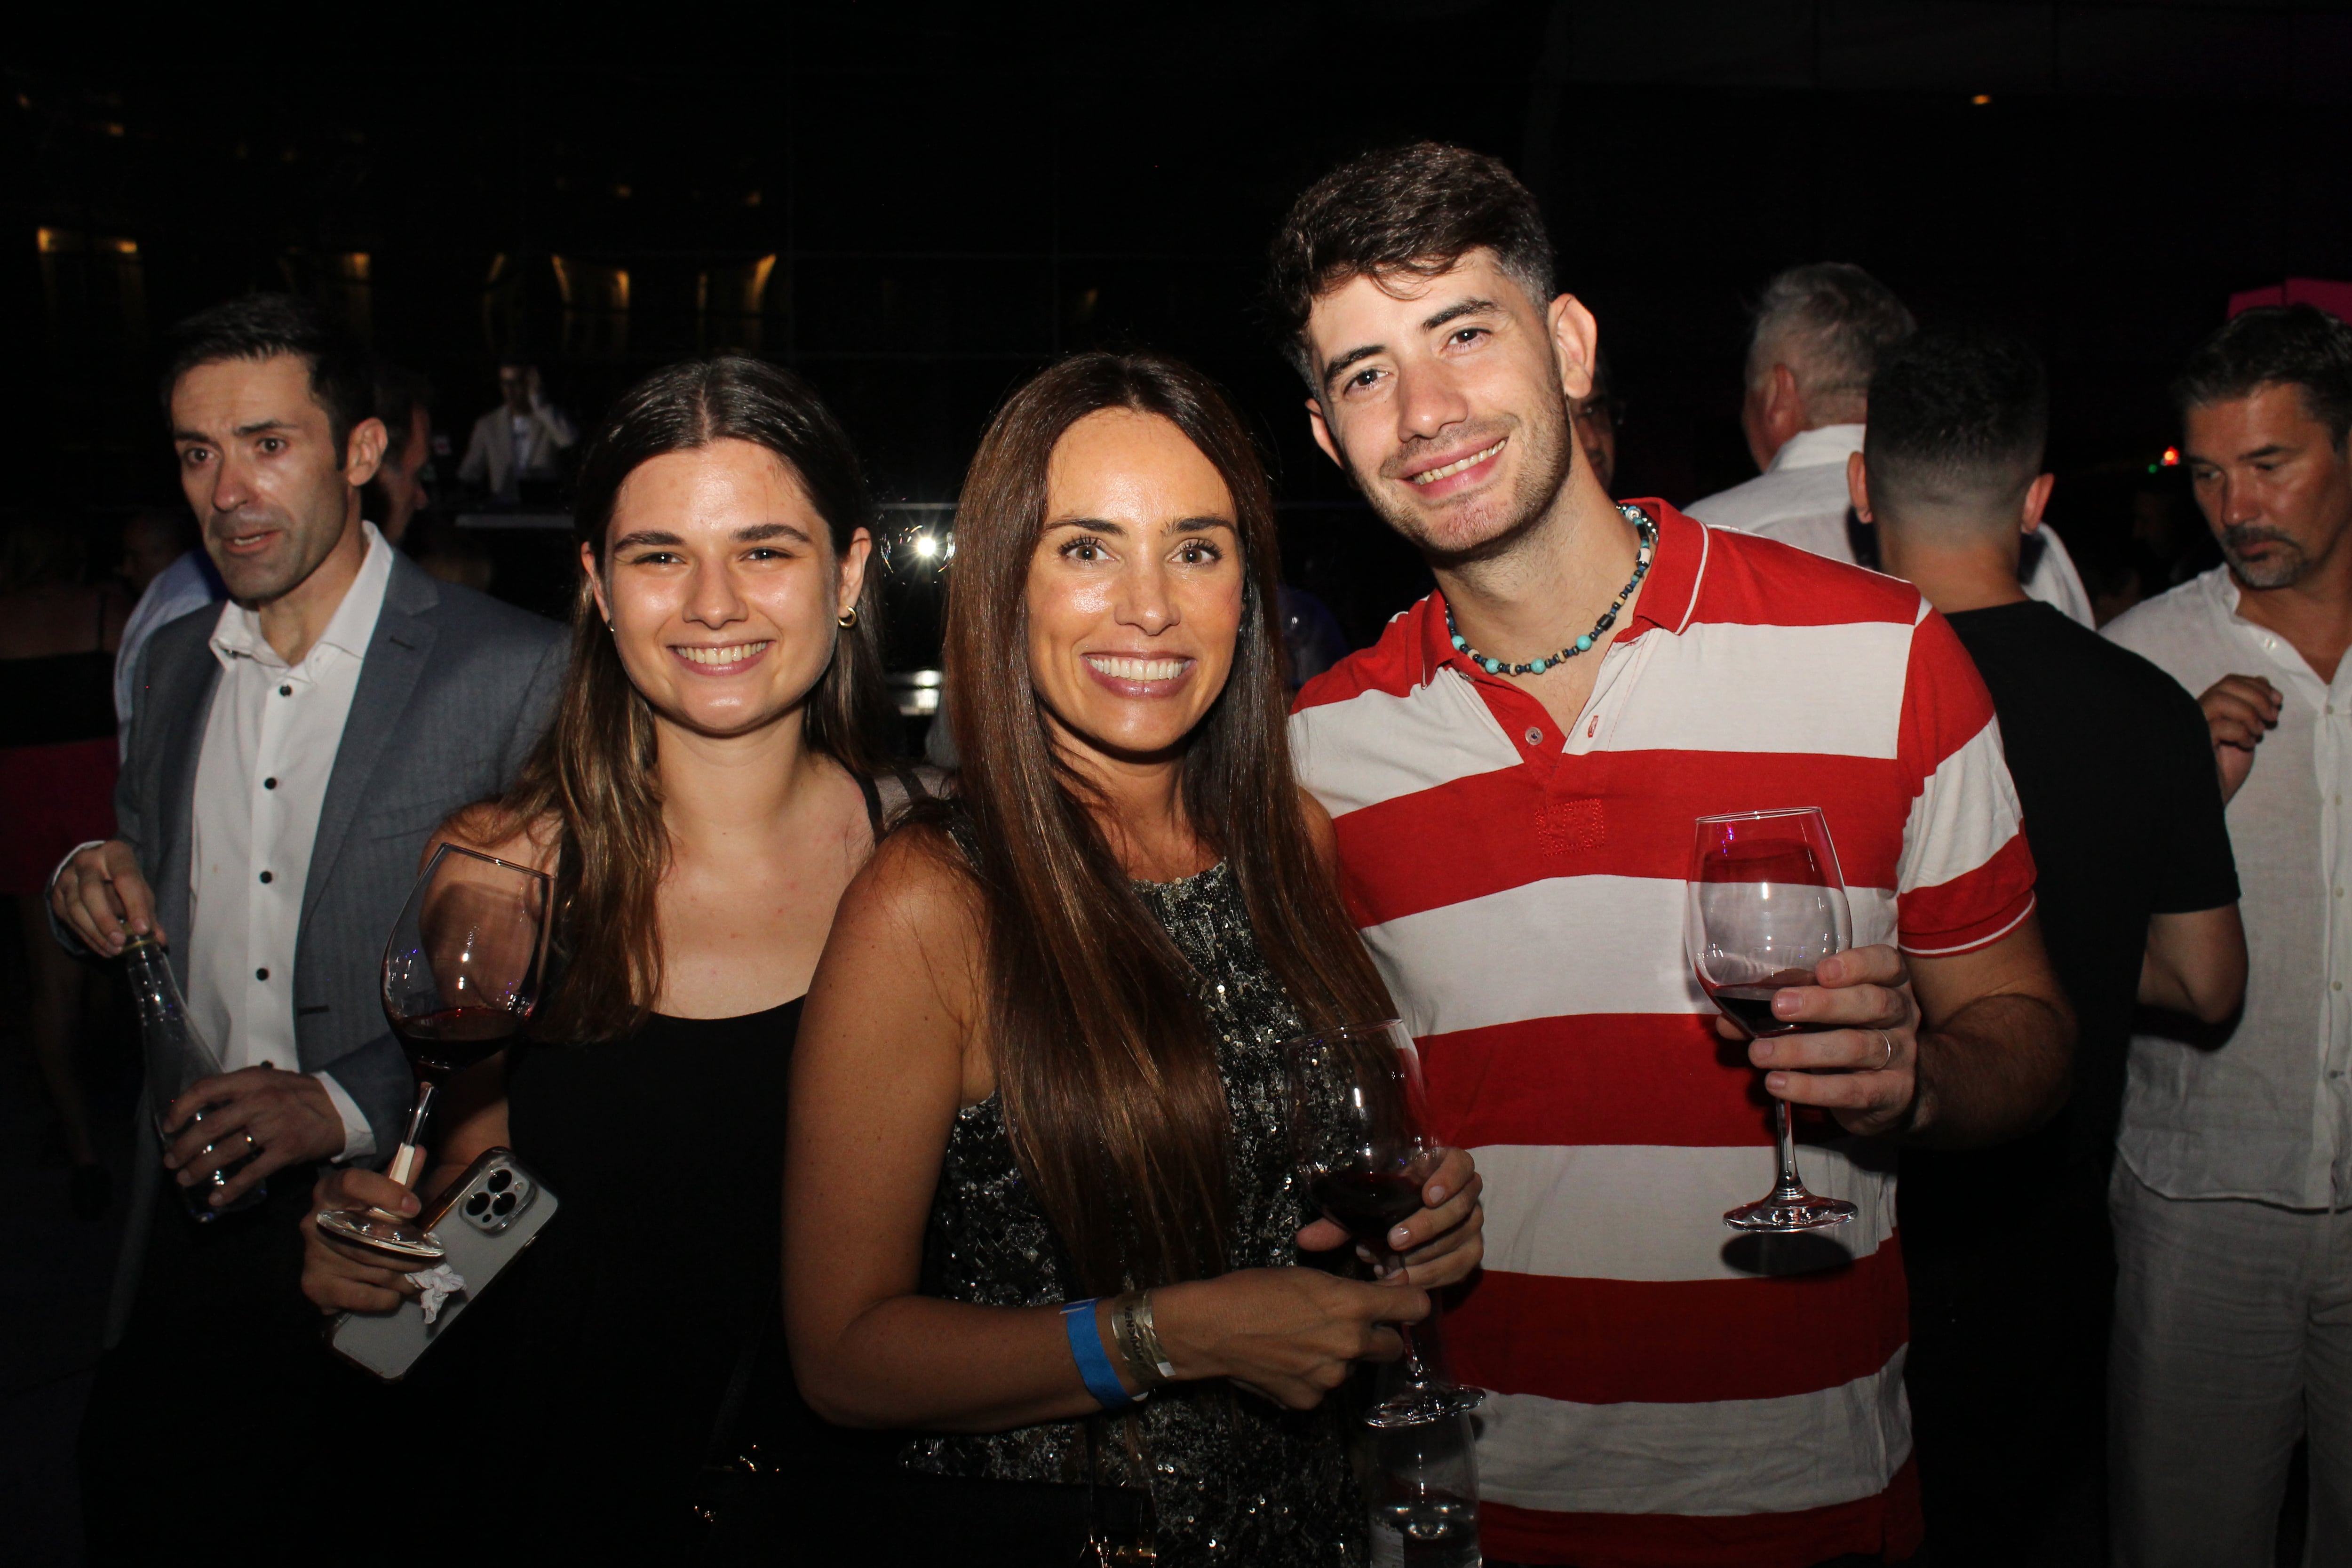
[315,1207,446,1262]
[1363,1384,1486,1429]
[1723,1194,1857,1233]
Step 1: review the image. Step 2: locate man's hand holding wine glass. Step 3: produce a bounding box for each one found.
[1713,944,1924,1139]
[160,1064,348,1207]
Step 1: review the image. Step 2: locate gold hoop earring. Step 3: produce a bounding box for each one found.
[837,607,859,629]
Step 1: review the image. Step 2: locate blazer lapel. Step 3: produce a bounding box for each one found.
[152,645,221,970]
[301,557,441,931]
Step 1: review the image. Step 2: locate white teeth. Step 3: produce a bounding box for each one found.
[1410,438,1506,485]
[674,642,770,666]
[1087,655,1187,682]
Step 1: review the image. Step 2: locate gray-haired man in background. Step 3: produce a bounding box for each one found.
[1688,261,2094,625]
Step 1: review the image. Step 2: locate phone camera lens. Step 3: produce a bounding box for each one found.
[487,1170,512,1193]
[466,1193,491,1215]
[492,1193,516,1215]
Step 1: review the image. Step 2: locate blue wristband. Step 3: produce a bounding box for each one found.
[1061,1298,1133,1409]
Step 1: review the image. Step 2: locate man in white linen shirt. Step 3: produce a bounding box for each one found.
[50,295,564,1561]
[1687,261,2095,625]
[2100,303,2352,1568]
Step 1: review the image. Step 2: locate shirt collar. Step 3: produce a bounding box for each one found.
[1417,499,1709,684]
[1767,422,1867,473]
[210,521,394,671]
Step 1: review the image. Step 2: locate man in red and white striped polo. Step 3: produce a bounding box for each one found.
[1268,144,2075,1568]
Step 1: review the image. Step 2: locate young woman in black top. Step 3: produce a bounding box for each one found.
[300,357,902,1558]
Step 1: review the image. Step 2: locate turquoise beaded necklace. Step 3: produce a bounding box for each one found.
[1446,503,1659,677]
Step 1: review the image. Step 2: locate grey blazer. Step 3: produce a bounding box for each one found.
[94,552,564,1338]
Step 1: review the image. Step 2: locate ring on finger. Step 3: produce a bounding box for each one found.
[1873,1030,1894,1072]
[243,1130,259,1148]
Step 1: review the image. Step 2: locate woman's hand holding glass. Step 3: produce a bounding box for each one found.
[301,1165,430,1314]
[1297,1144,1484,1286]
[1142,1267,1425,1411]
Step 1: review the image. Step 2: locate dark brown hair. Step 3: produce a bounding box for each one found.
[2175,303,2352,450]
[1265,141,1555,388]
[930,350,1392,1294]
[481,356,891,1042]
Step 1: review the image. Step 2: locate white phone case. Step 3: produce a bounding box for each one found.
[327,1147,558,1381]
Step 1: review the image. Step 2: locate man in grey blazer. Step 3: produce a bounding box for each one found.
[49,295,564,1560]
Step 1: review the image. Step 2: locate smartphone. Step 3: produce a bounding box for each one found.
[326,1146,558,1381]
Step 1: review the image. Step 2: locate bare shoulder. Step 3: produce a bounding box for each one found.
[1298,787,1340,872]
[836,822,984,956]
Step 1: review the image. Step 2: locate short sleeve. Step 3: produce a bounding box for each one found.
[2148,680,2240,914]
[1892,607,2039,955]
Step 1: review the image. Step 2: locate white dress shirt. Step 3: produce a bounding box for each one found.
[185,524,397,1161]
[1685,422,2097,627]
[115,549,225,754]
[2105,565,2352,1210]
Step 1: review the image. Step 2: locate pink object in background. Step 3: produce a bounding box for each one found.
[2227,279,2352,322]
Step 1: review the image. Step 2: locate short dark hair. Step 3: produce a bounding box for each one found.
[2174,303,2352,449]
[373,363,434,466]
[160,294,376,462]
[1266,142,1555,388]
[1864,326,2047,514]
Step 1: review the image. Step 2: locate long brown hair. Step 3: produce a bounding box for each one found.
[935,350,1391,1294]
[481,357,891,1042]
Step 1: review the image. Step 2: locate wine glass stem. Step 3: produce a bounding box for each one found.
[1386,1250,1435,1385]
[369,1080,440,1219]
[1772,1097,1808,1197]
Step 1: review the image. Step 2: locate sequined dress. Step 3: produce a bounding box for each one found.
[905,859,1364,1565]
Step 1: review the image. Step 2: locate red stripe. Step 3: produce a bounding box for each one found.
[1674,520,1925,630]
[1333,751,1915,929]
[1896,606,2001,784]
[1480,1457,1923,1568]
[1898,833,2036,955]
[1447,1246,1910,1405]
[1422,1014,1785,1150]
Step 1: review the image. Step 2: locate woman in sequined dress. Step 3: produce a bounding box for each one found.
[787,352,1486,1566]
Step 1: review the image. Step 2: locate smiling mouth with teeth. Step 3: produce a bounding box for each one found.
[672,641,772,667]
[1086,654,1189,682]
[1409,437,1507,486]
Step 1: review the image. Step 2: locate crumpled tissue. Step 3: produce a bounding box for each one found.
[405,1264,468,1324]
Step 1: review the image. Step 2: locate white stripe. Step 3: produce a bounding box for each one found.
[1473,1141,1896,1283]
[1362,874,1899,1041]
[1290,673,1520,816]
[1896,716,2023,896]
[1604,619,1914,759]
[1475,1353,1912,1517]
[1673,522,1712,636]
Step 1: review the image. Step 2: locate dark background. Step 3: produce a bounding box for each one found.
[6,5,2350,1561]
[10,0,2352,657]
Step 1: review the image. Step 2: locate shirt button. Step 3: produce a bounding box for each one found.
[1525,726,1544,746]
[255,967,270,981]
[259,870,273,884]
[278,685,292,697]
[263,778,278,790]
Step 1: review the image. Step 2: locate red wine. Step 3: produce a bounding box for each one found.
[1311,1170,1424,1245]
[392,1005,521,1080]
[1711,984,1834,1039]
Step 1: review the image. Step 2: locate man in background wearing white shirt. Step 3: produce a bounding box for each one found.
[50,295,563,1561]
[1687,261,2096,625]
[2101,302,2352,1568]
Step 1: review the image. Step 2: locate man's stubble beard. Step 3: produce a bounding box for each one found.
[209,498,351,609]
[2221,525,2314,591]
[1353,401,1578,573]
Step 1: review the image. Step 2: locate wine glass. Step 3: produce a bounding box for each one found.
[1687,807,1858,1233]
[316,844,552,1261]
[1282,1019,1484,1429]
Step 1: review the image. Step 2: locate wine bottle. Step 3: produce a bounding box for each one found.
[124,936,267,1221]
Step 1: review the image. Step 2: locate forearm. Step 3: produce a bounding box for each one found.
[1905,992,2073,1149]
[795,1295,1114,1432]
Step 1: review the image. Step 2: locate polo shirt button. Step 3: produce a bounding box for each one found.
[255,967,270,981]
[278,685,292,697]
[259,870,273,884]
[1526,726,1543,745]
[263,778,277,790]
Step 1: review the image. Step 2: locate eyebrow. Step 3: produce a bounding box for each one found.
[1044,515,1236,534]
[172,417,299,444]
[610,521,815,551]
[1318,296,1508,394]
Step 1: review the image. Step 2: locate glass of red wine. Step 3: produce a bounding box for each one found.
[1687,807,1858,1234]
[316,844,551,1262]
[1283,1019,1483,1429]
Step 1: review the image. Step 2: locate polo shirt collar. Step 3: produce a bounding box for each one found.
[1417,499,1708,684]
[1767,423,1867,473]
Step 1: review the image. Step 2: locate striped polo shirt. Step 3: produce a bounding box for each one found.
[1289,501,2035,1568]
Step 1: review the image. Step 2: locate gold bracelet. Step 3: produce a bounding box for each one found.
[1110,1292,1173,1391]
[1125,1290,1177,1383]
